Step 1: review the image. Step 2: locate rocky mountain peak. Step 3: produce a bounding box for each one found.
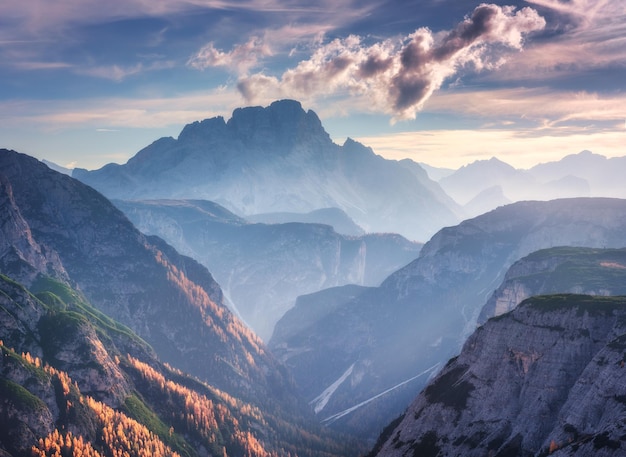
[177,115,228,143]
[227,99,331,152]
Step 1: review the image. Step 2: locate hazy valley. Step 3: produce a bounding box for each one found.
[4,100,626,457]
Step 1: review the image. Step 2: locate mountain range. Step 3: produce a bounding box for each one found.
[370,246,626,456]
[270,198,626,440]
[6,97,626,456]
[0,148,360,456]
[433,150,626,217]
[73,100,461,242]
[113,199,420,340]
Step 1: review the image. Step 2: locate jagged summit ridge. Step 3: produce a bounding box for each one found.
[73,100,460,241]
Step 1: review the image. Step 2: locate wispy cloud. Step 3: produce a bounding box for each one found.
[428,87,626,129]
[77,60,175,81]
[0,88,245,130]
[12,61,73,70]
[0,0,375,39]
[187,37,273,74]
[493,0,626,81]
[226,4,545,121]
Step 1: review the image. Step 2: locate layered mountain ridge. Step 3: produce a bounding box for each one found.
[434,150,626,217]
[73,100,461,241]
[270,198,626,440]
[0,148,358,456]
[115,198,421,340]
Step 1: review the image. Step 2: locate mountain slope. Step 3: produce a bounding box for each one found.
[0,148,359,455]
[115,198,421,340]
[73,100,460,241]
[269,198,626,440]
[372,294,626,457]
[0,274,356,457]
[479,246,626,323]
[0,149,273,402]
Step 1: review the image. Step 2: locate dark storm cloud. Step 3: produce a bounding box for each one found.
[433,4,500,62]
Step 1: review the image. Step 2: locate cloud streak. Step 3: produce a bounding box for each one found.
[428,87,626,128]
[187,37,273,74]
[492,0,626,82]
[0,0,374,41]
[228,3,545,121]
[356,127,626,169]
[0,88,245,130]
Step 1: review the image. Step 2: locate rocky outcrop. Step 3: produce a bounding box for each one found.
[73,100,461,241]
[479,246,626,323]
[270,198,626,440]
[115,199,421,340]
[0,174,67,285]
[373,295,626,457]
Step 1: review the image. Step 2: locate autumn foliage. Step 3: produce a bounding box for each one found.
[127,355,271,457]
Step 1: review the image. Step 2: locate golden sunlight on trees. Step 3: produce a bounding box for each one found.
[0,342,179,457]
[32,430,104,457]
[150,246,266,357]
[30,394,181,457]
[127,355,270,456]
[85,396,180,457]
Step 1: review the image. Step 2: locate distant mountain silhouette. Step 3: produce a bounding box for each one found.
[529,150,626,197]
[431,150,626,217]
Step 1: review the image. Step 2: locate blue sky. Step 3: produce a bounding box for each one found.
[1,0,624,169]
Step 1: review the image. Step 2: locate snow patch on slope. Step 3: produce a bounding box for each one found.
[321,363,441,424]
[310,363,355,414]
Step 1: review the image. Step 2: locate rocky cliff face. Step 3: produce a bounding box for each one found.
[270,198,626,440]
[373,294,626,457]
[479,246,626,323]
[73,100,460,241]
[115,199,421,340]
[0,149,358,456]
